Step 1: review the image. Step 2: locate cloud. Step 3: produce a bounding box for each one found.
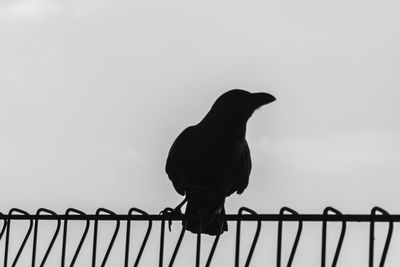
[0,0,60,20]
[0,0,108,20]
[69,0,107,17]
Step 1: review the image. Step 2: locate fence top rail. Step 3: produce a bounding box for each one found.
[0,213,399,222]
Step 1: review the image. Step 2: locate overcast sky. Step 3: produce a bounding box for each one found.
[1,0,400,265]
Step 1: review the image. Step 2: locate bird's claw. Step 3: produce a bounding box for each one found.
[160,207,183,232]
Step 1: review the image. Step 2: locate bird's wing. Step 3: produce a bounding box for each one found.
[234,140,252,195]
[165,126,193,196]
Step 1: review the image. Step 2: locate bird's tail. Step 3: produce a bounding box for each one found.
[183,194,227,236]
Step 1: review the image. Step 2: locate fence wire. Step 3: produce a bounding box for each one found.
[0,206,396,266]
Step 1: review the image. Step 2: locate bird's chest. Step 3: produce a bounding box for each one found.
[183,134,243,171]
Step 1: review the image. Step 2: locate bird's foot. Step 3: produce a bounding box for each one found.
[160,206,183,232]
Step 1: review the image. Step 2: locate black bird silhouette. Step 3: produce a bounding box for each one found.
[165,89,276,235]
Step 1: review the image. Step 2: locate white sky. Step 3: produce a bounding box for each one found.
[1,0,400,266]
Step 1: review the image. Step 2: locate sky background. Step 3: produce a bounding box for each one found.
[0,0,400,266]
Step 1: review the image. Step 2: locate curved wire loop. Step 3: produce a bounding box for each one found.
[92,208,120,267]
[124,208,152,267]
[205,232,221,267]
[32,208,61,267]
[0,212,8,242]
[167,221,186,267]
[235,207,262,267]
[369,207,393,267]
[159,209,187,267]
[61,208,90,267]
[159,209,219,267]
[276,207,303,267]
[4,208,34,267]
[321,207,346,267]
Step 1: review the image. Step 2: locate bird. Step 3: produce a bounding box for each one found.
[165,89,276,235]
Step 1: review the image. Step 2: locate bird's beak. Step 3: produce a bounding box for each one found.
[251,92,276,108]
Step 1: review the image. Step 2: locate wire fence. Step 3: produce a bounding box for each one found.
[0,206,397,266]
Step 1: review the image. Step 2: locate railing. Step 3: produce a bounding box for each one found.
[0,206,396,266]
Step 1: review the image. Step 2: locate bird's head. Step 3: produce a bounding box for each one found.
[205,89,276,125]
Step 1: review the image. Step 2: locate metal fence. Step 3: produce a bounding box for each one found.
[0,206,396,266]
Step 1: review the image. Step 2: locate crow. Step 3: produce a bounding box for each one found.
[165,89,275,235]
